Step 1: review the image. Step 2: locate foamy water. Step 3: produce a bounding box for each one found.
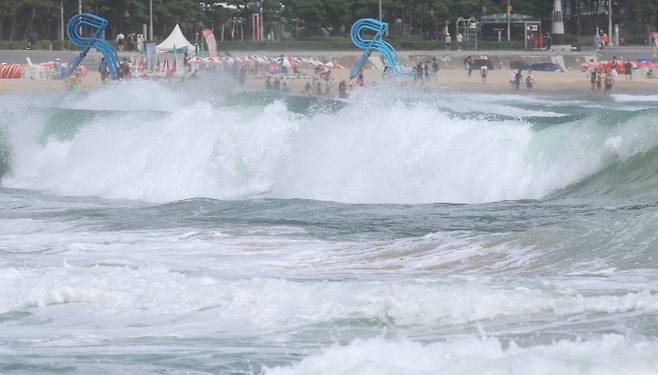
[1,81,658,374]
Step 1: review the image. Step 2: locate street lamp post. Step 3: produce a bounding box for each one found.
[259,1,264,41]
[78,0,82,14]
[149,0,154,40]
[608,0,613,46]
[378,0,382,21]
[506,0,511,42]
[60,1,64,41]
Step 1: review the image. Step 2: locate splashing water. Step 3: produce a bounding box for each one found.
[1,81,658,374]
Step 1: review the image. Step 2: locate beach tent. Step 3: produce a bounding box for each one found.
[156,24,194,53]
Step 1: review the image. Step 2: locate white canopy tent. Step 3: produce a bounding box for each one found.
[156,24,194,53]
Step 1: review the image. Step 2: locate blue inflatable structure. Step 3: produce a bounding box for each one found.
[350,18,411,79]
[66,13,120,79]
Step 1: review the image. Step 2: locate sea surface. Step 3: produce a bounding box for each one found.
[1,80,658,374]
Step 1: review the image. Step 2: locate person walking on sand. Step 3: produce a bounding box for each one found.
[596,70,603,92]
[445,33,452,50]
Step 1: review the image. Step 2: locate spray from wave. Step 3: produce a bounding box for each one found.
[1,83,658,204]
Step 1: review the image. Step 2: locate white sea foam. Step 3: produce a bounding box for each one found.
[265,335,658,375]
[3,83,658,204]
[612,94,658,102]
[3,265,658,327]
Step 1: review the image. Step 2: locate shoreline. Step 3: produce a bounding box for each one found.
[2,68,657,97]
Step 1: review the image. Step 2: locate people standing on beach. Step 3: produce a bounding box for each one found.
[431,58,439,77]
[604,72,615,95]
[66,72,82,92]
[119,58,131,80]
[610,56,618,72]
[456,33,463,50]
[480,65,488,82]
[590,68,597,92]
[338,80,348,99]
[98,57,109,82]
[238,66,247,90]
[356,70,364,87]
[265,76,272,90]
[116,33,125,52]
[282,82,289,93]
[624,61,633,80]
[136,34,145,54]
[273,77,281,91]
[526,71,535,89]
[513,69,522,90]
[594,33,602,51]
[466,56,474,76]
[445,33,452,50]
[303,81,312,94]
[415,62,423,81]
[424,62,430,80]
[596,70,603,92]
[315,81,322,95]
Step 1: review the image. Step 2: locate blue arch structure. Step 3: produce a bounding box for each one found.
[350,18,411,79]
[66,13,120,79]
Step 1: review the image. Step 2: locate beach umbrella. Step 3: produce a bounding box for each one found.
[324,61,345,69]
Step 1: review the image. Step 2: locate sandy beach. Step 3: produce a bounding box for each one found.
[2,58,658,96]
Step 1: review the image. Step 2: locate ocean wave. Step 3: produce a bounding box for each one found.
[264,335,658,375]
[3,265,658,327]
[1,84,658,204]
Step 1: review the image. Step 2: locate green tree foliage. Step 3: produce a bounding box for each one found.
[0,0,657,42]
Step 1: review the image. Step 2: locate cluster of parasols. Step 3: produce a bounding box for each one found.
[185,55,346,70]
[580,58,658,73]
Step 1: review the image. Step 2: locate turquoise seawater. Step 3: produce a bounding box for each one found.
[1,81,658,374]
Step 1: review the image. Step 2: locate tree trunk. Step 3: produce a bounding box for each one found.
[0,0,4,40]
[589,0,596,34]
[577,0,582,37]
[23,3,36,40]
[8,11,16,40]
[409,0,416,35]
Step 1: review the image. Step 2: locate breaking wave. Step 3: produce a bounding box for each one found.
[1,83,657,204]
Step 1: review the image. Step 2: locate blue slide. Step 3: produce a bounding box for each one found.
[350,18,411,79]
[66,13,120,79]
